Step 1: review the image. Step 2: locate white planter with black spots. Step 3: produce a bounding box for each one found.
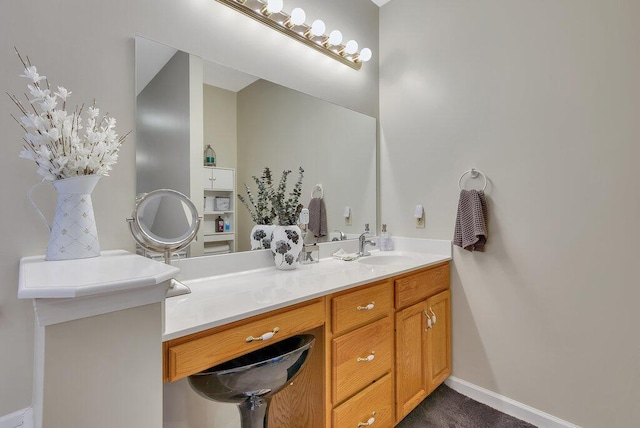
[270,225,303,270]
[250,224,275,250]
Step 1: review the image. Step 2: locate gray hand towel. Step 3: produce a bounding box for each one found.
[453,189,488,252]
[308,197,327,238]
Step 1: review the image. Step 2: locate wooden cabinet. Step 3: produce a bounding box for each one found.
[163,261,450,427]
[394,263,451,422]
[329,280,394,427]
[333,373,394,428]
[164,299,325,382]
[426,289,451,394]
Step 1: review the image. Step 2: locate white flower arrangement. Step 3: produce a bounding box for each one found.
[8,49,129,181]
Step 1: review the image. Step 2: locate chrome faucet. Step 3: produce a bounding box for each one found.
[358,223,376,256]
[333,229,347,241]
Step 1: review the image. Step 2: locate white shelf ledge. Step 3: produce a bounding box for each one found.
[18,249,180,326]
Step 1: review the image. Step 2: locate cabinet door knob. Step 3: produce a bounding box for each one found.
[246,327,280,343]
[356,351,375,363]
[357,412,376,427]
[357,302,375,311]
[424,310,433,330]
[429,307,437,325]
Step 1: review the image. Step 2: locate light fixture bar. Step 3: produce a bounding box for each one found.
[216,0,363,70]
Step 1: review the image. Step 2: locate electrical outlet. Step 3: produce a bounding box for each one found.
[416,214,425,228]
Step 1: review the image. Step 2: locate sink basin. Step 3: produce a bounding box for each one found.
[357,254,412,266]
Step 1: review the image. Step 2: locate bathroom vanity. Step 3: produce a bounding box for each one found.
[163,239,451,427]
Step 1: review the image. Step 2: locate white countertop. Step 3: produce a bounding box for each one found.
[18,249,180,299]
[164,238,451,341]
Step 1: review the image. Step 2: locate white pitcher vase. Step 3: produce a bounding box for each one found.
[28,175,101,261]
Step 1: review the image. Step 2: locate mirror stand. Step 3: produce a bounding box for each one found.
[127,189,202,298]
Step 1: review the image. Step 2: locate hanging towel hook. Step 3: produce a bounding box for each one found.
[458,168,487,191]
[311,184,324,199]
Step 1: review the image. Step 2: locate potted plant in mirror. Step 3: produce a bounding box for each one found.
[8,49,128,261]
[238,167,277,250]
[270,167,304,270]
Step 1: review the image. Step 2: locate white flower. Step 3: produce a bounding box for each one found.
[44,128,60,141]
[27,84,50,100]
[54,86,71,101]
[19,148,35,161]
[11,55,128,180]
[21,113,40,129]
[35,144,52,160]
[20,66,46,83]
[39,95,58,112]
[87,106,100,118]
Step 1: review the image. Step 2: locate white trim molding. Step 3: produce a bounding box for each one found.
[445,377,581,428]
[0,408,32,428]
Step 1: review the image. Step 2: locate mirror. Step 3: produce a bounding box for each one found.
[127,189,201,297]
[128,189,201,262]
[135,36,377,258]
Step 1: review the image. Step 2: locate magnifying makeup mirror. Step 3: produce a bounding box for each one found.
[127,189,201,297]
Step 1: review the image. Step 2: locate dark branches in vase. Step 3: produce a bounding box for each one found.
[237,167,276,225]
[271,167,304,226]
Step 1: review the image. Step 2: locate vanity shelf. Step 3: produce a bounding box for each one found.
[163,259,452,427]
[201,166,236,255]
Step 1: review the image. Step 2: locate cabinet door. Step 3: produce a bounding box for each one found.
[426,289,451,394]
[202,167,214,190]
[202,167,234,190]
[211,168,234,190]
[395,299,429,421]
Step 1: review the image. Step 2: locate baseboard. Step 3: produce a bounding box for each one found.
[0,408,31,428]
[445,377,580,428]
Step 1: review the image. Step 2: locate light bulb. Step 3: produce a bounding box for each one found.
[326,30,343,46]
[344,40,358,55]
[289,7,305,26]
[310,19,326,36]
[266,0,283,14]
[358,48,372,62]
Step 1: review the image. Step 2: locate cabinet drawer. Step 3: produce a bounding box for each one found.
[203,167,234,190]
[333,316,393,403]
[395,263,449,309]
[333,373,394,428]
[166,299,324,382]
[332,281,392,335]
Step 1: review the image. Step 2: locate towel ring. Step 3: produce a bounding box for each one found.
[458,168,487,191]
[311,184,324,199]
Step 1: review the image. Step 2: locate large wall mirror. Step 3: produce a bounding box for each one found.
[135,36,376,258]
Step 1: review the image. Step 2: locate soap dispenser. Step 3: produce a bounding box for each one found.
[379,224,393,251]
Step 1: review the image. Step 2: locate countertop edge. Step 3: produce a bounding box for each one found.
[162,254,451,341]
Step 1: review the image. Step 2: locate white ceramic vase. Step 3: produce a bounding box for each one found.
[270,225,303,270]
[250,224,275,250]
[29,175,101,261]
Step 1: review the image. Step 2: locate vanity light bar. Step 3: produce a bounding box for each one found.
[216,0,372,70]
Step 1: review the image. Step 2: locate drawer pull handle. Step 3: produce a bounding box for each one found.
[246,327,280,343]
[356,351,375,362]
[424,310,432,330]
[357,412,376,427]
[357,302,375,311]
[429,307,437,325]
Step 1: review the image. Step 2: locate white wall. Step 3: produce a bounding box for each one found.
[380,1,640,427]
[0,0,378,416]
[203,85,238,170]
